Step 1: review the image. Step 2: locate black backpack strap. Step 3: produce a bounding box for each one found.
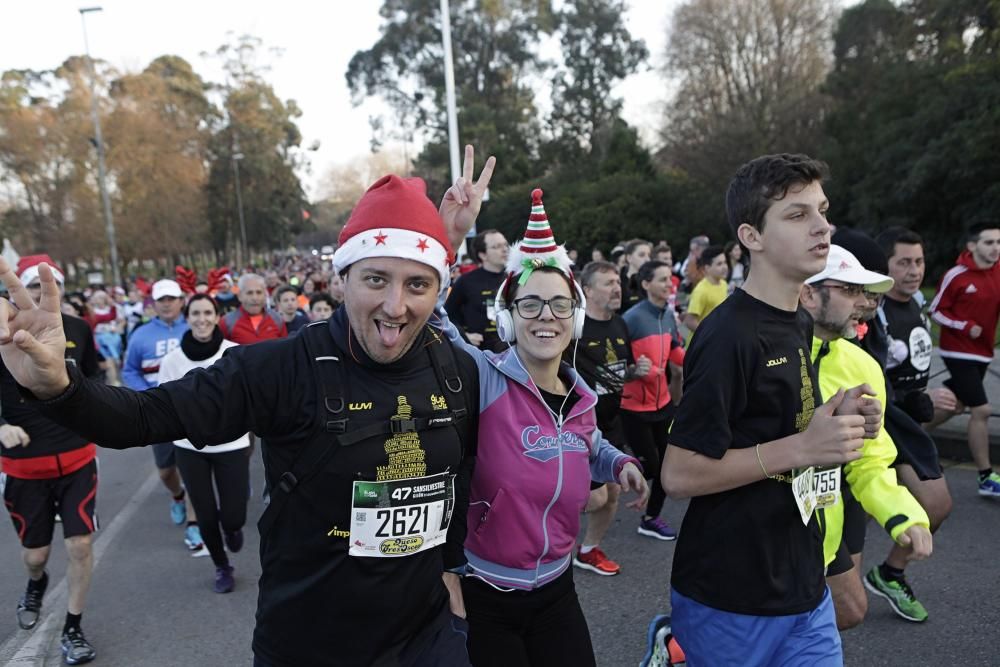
[424,327,469,438]
[258,322,347,539]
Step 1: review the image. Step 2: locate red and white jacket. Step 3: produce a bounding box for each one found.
[929,250,1000,362]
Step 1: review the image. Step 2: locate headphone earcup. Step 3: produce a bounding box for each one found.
[572,281,587,340]
[496,308,515,344]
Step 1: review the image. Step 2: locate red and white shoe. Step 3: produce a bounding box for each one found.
[573,546,621,576]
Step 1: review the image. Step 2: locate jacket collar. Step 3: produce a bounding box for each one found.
[491,346,598,419]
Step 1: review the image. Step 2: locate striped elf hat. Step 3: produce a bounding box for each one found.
[504,187,573,287]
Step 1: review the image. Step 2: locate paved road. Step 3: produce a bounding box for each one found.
[1,443,997,666]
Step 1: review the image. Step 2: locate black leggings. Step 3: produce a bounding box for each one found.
[620,409,672,519]
[174,447,250,567]
[461,567,595,667]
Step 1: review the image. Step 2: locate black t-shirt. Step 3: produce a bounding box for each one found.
[1,314,100,459]
[444,267,506,353]
[881,296,932,396]
[567,315,634,428]
[669,289,825,616]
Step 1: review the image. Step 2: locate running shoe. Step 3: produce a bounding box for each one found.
[977,472,1000,497]
[16,575,47,630]
[184,524,204,551]
[864,566,928,622]
[60,626,96,665]
[170,498,187,525]
[638,517,677,541]
[191,544,211,558]
[214,565,235,594]
[224,528,244,554]
[573,546,621,576]
[639,614,686,667]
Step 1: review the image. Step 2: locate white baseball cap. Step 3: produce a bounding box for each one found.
[807,245,894,293]
[151,279,183,300]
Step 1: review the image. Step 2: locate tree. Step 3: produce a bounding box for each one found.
[658,0,837,210]
[546,0,648,169]
[822,0,1000,274]
[106,56,213,265]
[205,36,311,262]
[347,0,553,193]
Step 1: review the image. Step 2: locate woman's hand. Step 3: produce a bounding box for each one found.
[618,462,649,510]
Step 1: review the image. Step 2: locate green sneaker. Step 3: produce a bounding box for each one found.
[864,566,928,622]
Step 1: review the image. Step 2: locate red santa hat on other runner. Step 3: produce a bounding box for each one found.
[17,254,65,286]
[333,175,453,290]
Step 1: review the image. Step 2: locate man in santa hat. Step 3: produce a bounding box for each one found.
[0,148,496,667]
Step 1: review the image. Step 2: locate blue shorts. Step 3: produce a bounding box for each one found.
[670,587,842,667]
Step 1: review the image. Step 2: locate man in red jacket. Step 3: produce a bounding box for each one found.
[219,273,287,345]
[929,222,1000,496]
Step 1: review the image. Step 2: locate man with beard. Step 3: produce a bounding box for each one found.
[801,244,932,630]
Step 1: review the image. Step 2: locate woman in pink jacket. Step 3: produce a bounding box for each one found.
[437,189,647,667]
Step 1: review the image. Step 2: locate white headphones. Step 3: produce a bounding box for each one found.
[494,275,587,344]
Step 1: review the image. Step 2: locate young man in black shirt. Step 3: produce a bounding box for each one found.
[661,154,880,665]
[444,228,509,352]
[568,261,651,575]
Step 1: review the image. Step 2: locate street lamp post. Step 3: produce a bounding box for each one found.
[79,6,122,289]
[231,137,248,269]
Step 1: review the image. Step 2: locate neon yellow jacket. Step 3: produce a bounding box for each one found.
[812,337,929,567]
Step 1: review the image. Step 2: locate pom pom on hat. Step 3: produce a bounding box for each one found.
[17,254,64,286]
[505,188,573,280]
[333,175,454,290]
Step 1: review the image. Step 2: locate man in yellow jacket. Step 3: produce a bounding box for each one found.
[801,245,933,630]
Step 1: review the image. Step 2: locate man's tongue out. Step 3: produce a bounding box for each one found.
[377,321,404,346]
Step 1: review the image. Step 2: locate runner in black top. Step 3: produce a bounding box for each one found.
[1,256,102,665]
[568,260,651,576]
[444,229,508,352]
[0,146,498,667]
[661,154,880,666]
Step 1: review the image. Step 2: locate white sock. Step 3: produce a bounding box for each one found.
[579,544,597,555]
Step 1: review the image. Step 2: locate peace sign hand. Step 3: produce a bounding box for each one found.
[0,258,71,400]
[439,145,497,252]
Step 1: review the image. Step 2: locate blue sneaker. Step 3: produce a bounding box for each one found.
[184,524,204,551]
[638,516,677,541]
[978,472,1000,497]
[170,498,187,525]
[214,565,235,594]
[639,614,685,667]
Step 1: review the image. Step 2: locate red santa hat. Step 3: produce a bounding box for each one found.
[17,254,65,286]
[332,175,453,290]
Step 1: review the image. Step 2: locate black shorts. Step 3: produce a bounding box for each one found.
[885,402,943,481]
[942,357,989,409]
[2,460,99,549]
[152,442,176,469]
[826,484,866,577]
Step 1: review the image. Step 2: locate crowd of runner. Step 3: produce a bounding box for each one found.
[0,147,997,666]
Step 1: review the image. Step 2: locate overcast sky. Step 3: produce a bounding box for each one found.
[1,1,677,197]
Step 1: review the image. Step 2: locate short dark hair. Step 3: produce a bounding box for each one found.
[472,229,502,263]
[652,243,672,258]
[698,245,726,268]
[966,221,1000,244]
[624,238,652,257]
[637,260,671,285]
[184,293,219,317]
[309,292,336,310]
[579,261,619,289]
[274,284,299,301]
[726,153,829,237]
[876,227,923,260]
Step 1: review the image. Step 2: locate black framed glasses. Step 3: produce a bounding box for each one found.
[510,296,577,319]
[818,283,879,300]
